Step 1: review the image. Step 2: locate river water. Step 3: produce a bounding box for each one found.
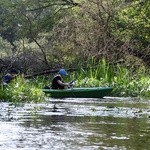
[0,97,150,150]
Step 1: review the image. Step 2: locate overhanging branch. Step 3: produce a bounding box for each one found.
[26,1,79,12]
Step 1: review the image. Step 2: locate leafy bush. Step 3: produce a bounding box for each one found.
[0,76,45,103]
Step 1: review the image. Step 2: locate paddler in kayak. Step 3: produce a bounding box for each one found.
[51,69,73,89]
[3,68,18,86]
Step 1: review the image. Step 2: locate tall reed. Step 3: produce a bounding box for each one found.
[74,59,150,97]
[73,58,114,87]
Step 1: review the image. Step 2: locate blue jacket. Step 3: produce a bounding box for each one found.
[3,73,14,84]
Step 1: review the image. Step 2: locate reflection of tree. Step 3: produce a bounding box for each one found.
[21,114,65,128]
[84,116,149,150]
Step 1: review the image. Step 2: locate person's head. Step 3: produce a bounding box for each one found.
[9,68,18,76]
[58,69,68,77]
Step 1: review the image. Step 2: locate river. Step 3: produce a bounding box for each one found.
[0,97,150,150]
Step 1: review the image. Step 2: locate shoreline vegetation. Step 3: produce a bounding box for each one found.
[1,1,150,103]
[0,59,150,103]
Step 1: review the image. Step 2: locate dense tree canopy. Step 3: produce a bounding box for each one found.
[0,0,150,73]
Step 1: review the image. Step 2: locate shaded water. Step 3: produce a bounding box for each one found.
[0,97,150,150]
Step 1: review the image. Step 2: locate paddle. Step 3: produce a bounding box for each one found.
[68,78,76,89]
[69,78,76,84]
[68,68,88,88]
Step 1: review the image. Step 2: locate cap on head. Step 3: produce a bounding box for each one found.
[9,68,18,74]
[58,69,68,76]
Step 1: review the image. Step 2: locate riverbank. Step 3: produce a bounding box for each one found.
[0,74,149,103]
[0,60,150,102]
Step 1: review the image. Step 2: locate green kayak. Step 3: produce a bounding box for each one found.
[43,87,113,98]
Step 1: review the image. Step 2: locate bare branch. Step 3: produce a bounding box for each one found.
[26,1,79,12]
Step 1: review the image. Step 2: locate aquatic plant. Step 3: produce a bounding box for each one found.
[73,58,114,87]
[73,59,150,97]
[0,76,45,103]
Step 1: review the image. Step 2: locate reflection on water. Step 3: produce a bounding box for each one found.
[0,97,150,150]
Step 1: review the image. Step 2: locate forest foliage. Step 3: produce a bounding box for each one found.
[0,0,150,101]
[0,0,150,74]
